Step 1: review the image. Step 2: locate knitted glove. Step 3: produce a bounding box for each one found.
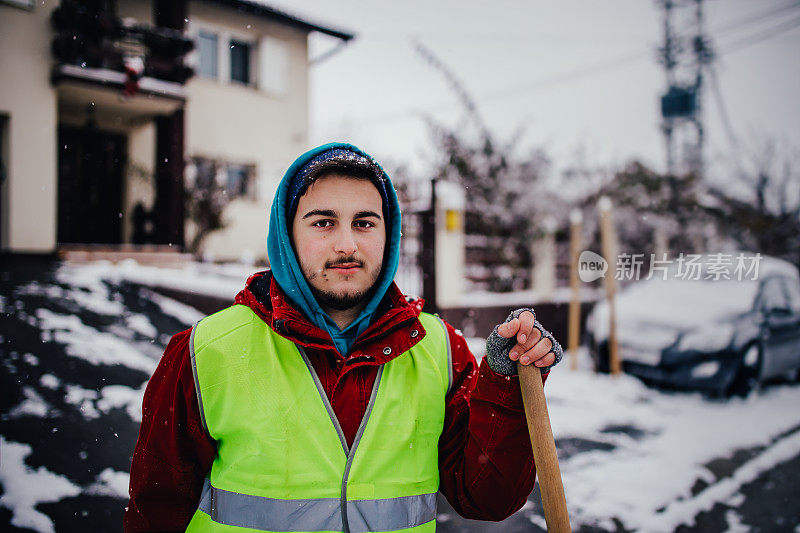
[485,308,563,376]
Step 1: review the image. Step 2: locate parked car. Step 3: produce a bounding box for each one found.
[585,254,800,396]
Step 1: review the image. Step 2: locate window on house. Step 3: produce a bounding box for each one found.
[192,157,218,189]
[192,157,255,200]
[197,31,218,79]
[230,39,251,85]
[226,164,254,198]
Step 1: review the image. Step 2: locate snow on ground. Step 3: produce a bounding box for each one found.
[97,383,148,423]
[723,509,749,533]
[654,429,800,530]
[63,384,101,420]
[85,468,131,500]
[145,289,204,325]
[57,259,253,301]
[0,260,208,531]
[5,386,52,419]
[35,308,158,374]
[39,373,60,390]
[0,437,82,533]
[17,280,125,316]
[544,355,800,531]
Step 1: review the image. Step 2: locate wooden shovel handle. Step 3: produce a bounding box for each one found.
[518,362,571,532]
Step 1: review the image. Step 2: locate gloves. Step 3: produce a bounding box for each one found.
[485,308,563,376]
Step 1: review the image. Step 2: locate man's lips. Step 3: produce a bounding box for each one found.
[327,262,362,273]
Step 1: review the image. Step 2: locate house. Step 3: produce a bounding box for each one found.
[0,0,352,261]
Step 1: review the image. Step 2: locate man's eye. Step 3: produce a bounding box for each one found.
[354,220,375,228]
[312,220,334,228]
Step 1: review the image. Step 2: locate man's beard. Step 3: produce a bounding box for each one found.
[305,257,382,311]
[311,286,373,311]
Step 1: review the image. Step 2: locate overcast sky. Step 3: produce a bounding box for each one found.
[268,0,800,180]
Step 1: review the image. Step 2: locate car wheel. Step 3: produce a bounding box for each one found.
[730,344,762,397]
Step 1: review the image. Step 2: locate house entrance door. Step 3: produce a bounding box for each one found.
[57,125,126,245]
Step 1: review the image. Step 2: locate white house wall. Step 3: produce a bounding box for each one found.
[0,2,58,253]
[186,1,310,261]
[123,122,157,243]
[201,198,269,263]
[116,0,154,25]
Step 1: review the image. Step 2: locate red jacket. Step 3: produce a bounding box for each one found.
[124,271,544,531]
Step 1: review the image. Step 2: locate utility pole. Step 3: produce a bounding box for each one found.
[420,177,438,314]
[657,0,713,178]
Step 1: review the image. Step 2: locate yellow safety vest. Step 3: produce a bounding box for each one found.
[186,304,452,532]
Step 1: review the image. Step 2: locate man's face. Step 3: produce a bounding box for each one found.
[291,174,386,311]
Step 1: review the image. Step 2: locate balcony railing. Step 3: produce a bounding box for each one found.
[51,0,194,85]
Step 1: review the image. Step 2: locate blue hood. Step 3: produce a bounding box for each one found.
[266,143,402,356]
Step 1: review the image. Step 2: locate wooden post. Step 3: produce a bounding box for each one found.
[532,217,557,301]
[598,197,621,375]
[518,363,571,532]
[568,209,582,371]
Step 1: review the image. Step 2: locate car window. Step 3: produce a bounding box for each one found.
[760,277,790,312]
[783,277,800,314]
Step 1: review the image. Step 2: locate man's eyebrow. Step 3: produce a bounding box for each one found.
[354,210,382,220]
[302,209,337,219]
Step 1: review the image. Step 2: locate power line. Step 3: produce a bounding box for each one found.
[719,14,800,53]
[701,3,799,171]
[477,50,648,103]
[356,30,651,45]
[713,0,800,35]
[326,47,650,129]
[706,65,743,170]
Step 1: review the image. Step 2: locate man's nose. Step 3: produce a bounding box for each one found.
[334,228,358,255]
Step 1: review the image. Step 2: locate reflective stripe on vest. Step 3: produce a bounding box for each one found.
[187,305,451,532]
[196,477,437,532]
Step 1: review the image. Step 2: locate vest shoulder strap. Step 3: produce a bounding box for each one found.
[416,312,453,396]
[192,304,258,354]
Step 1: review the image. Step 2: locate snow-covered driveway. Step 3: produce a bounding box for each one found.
[0,260,202,532]
[547,367,800,531]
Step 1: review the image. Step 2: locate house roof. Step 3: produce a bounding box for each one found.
[199,0,355,41]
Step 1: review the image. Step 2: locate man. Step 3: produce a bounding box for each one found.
[125,143,562,532]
